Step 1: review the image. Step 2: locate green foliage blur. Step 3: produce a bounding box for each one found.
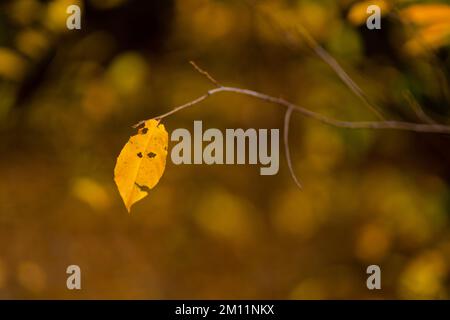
[0,0,450,299]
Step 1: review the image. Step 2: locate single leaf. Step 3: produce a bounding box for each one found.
[400,4,450,26]
[400,4,450,55]
[114,119,168,212]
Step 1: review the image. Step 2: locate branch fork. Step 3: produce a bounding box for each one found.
[134,62,450,189]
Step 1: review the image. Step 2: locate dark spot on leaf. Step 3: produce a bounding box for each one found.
[135,182,151,193]
[137,152,143,158]
[147,152,156,158]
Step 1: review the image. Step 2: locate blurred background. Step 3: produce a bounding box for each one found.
[0,0,450,299]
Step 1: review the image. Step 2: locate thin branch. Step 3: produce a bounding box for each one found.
[308,41,385,120]
[403,91,436,124]
[189,61,222,87]
[254,7,385,120]
[154,93,212,121]
[133,91,211,128]
[133,64,450,189]
[148,85,450,134]
[284,105,302,189]
[130,62,221,127]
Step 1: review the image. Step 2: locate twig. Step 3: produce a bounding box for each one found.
[146,84,450,134]
[254,7,385,120]
[134,63,450,188]
[308,41,385,120]
[284,105,302,189]
[189,61,222,88]
[403,91,436,124]
[153,93,212,122]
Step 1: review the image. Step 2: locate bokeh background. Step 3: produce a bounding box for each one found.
[0,0,450,299]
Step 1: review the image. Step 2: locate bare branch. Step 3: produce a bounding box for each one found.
[133,64,450,188]
[154,92,212,121]
[284,105,302,189]
[403,91,436,124]
[189,61,222,87]
[255,7,385,120]
[308,42,385,120]
[145,85,450,134]
[132,120,146,129]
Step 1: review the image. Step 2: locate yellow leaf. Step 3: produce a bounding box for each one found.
[400,4,450,55]
[404,21,450,55]
[400,4,450,27]
[114,119,168,212]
